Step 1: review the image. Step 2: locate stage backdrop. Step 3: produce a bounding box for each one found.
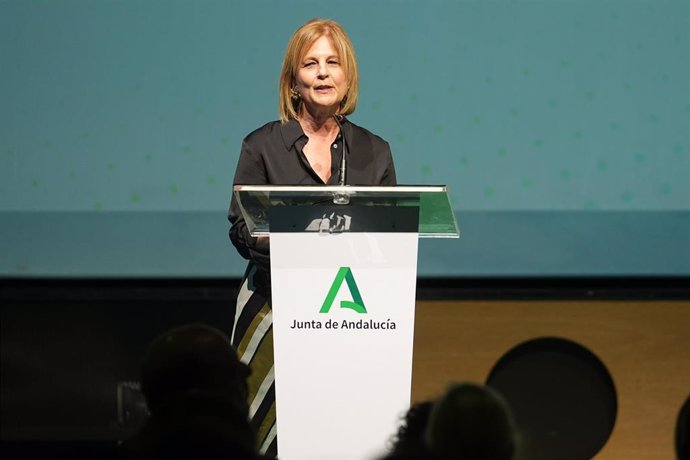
[1,0,688,277]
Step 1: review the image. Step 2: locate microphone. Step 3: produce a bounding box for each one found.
[333,114,348,186]
[332,114,350,205]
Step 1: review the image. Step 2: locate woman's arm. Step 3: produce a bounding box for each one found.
[379,141,397,186]
[228,138,271,271]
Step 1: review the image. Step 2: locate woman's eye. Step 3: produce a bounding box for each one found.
[303,62,315,68]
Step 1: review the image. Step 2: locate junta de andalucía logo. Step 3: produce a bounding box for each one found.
[320,266,367,314]
[289,266,397,330]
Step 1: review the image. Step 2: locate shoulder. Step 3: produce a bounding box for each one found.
[347,120,388,144]
[346,120,391,153]
[243,120,282,145]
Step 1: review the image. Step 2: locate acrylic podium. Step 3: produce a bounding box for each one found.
[234,185,459,460]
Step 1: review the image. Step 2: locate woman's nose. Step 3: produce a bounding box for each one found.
[317,61,329,78]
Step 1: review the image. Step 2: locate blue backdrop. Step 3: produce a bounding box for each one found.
[1,0,688,277]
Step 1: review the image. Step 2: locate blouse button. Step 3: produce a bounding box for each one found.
[333,143,338,149]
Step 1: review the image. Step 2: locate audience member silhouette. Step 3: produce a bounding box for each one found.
[118,323,258,460]
[677,394,690,460]
[383,401,437,459]
[423,382,519,460]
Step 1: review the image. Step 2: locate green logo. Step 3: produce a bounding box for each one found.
[320,267,367,314]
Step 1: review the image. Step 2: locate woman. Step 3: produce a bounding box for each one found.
[228,18,396,457]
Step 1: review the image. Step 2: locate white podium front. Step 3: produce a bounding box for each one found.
[234,186,459,460]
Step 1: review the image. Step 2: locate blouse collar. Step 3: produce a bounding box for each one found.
[280,118,305,150]
[280,117,351,150]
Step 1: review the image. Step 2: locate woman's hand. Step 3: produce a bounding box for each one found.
[255,236,270,252]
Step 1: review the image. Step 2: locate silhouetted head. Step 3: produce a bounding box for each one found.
[424,382,518,460]
[389,401,435,457]
[141,323,251,416]
[678,394,690,460]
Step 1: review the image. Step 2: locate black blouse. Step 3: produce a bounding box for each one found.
[228,117,397,271]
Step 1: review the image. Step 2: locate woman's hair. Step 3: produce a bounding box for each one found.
[278,18,359,123]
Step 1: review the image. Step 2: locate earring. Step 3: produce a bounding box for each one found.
[290,86,301,100]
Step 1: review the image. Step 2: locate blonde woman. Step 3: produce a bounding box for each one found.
[227,18,396,457]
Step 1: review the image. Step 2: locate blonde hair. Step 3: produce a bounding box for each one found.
[278,18,359,123]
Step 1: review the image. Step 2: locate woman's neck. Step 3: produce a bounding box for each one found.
[298,107,339,138]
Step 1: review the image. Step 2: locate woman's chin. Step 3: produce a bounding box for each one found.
[304,101,341,116]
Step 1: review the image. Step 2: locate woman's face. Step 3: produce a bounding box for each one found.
[295,35,347,117]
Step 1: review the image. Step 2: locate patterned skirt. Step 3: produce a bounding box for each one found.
[231,264,277,457]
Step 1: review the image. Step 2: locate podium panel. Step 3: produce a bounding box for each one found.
[270,232,419,460]
[234,184,458,459]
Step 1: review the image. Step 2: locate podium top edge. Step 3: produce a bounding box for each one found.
[234,185,448,193]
